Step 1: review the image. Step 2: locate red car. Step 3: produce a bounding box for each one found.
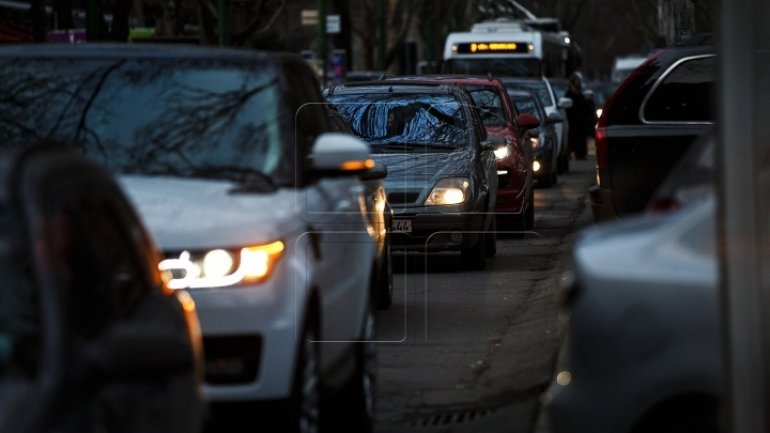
[385,75,540,231]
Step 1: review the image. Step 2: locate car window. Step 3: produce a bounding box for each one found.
[464,86,507,127]
[503,81,553,108]
[511,96,543,122]
[328,93,469,152]
[643,56,716,123]
[0,59,287,183]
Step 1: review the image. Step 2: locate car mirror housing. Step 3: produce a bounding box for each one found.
[309,133,374,176]
[360,161,388,181]
[558,97,573,109]
[517,113,541,132]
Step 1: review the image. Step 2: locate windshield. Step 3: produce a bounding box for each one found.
[510,96,542,122]
[446,58,541,78]
[0,59,285,182]
[465,86,508,127]
[502,80,554,108]
[328,93,469,152]
[549,79,570,99]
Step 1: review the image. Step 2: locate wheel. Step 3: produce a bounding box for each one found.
[461,232,487,270]
[325,306,376,433]
[558,153,570,174]
[376,242,393,310]
[283,320,321,433]
[525,192,535,230]
[538,164,555,188]
[484,217,497,258]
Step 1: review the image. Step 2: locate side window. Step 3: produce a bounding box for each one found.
[643,56,716,122]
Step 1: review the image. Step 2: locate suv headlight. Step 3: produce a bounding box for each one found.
[159,241,284,289]
[425,178,470,206]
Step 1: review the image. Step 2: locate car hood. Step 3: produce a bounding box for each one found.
[374,149,475,191]
[119,175,300,251]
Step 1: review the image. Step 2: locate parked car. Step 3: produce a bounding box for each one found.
[0,145,204,433]
[547,133,719,433]
[327,81,499,270]
[381,75,540,231]
[507,89,563,187]
[328,107,395,309]
[0,44,381,433]
[547,195,719,433]
[591,42,715,221]
[502,77,573,173]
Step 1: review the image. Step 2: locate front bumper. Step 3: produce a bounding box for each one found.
[390,207,486,251]
[186,266,303,402]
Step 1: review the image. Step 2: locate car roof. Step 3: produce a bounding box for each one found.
[386,74,507,88]
[326,81,466,97]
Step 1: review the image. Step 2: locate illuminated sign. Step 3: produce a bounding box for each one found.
[455,42,530,54]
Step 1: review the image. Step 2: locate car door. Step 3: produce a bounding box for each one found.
[11,148,203,433]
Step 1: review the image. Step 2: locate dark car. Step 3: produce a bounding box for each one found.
[381,75,541,231]
[0,43,383,433]
[327,82,499,270]
[507,89,563,187]
[0,145,204,433]
[502,77,573,174]
[591,43,715,221]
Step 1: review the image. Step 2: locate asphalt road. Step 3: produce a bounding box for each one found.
[373,157,596,433]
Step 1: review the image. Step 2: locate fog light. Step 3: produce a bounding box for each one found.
[556,370,572,386]
[533,161,542,172]
[450,232,464,244]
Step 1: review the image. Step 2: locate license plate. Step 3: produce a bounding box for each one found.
[391,219,412,233]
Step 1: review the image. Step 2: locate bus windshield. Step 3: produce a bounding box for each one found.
[445,58,541,78]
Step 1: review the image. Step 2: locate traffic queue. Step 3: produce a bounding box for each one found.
[0,38,598,432]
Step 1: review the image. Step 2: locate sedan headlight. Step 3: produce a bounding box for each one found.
[159,241,285,289]
[530,136,541,149]
[494,145,510,160]
[425,178,470,206]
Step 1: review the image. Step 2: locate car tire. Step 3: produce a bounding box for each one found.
[525,192,535,230]
[558,153,569,174]
[484,217,497,257]
[325,305,377,433]
[461,232,487,270]
[376,242,393,310]
[283,319,322,433]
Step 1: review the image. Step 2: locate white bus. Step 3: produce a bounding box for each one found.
[443,18,577,78]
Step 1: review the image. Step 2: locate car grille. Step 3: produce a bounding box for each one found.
[203,335,262,385]
[388,192,421,205]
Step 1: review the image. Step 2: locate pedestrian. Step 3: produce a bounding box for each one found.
[564,72,593,160]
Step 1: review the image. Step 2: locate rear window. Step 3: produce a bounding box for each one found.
[643,56,715,123]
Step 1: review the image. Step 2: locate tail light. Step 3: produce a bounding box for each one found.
[595,49,665,184]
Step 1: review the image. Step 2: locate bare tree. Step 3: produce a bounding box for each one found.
[195,0,286,46]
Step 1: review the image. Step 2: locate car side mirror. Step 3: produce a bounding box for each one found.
[558,97,573,109]
[546,112,565,124]
[482,135,506,151]
[517,113,541,133]
[86,322,195,380]
[360,161,387,181]
[309,133,374,177]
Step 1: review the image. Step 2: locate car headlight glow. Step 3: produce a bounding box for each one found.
[159,241,285,289]
[494,145,510,160]
[533,160,542,172]
[425,178,470,206]
[530,136,541,148]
